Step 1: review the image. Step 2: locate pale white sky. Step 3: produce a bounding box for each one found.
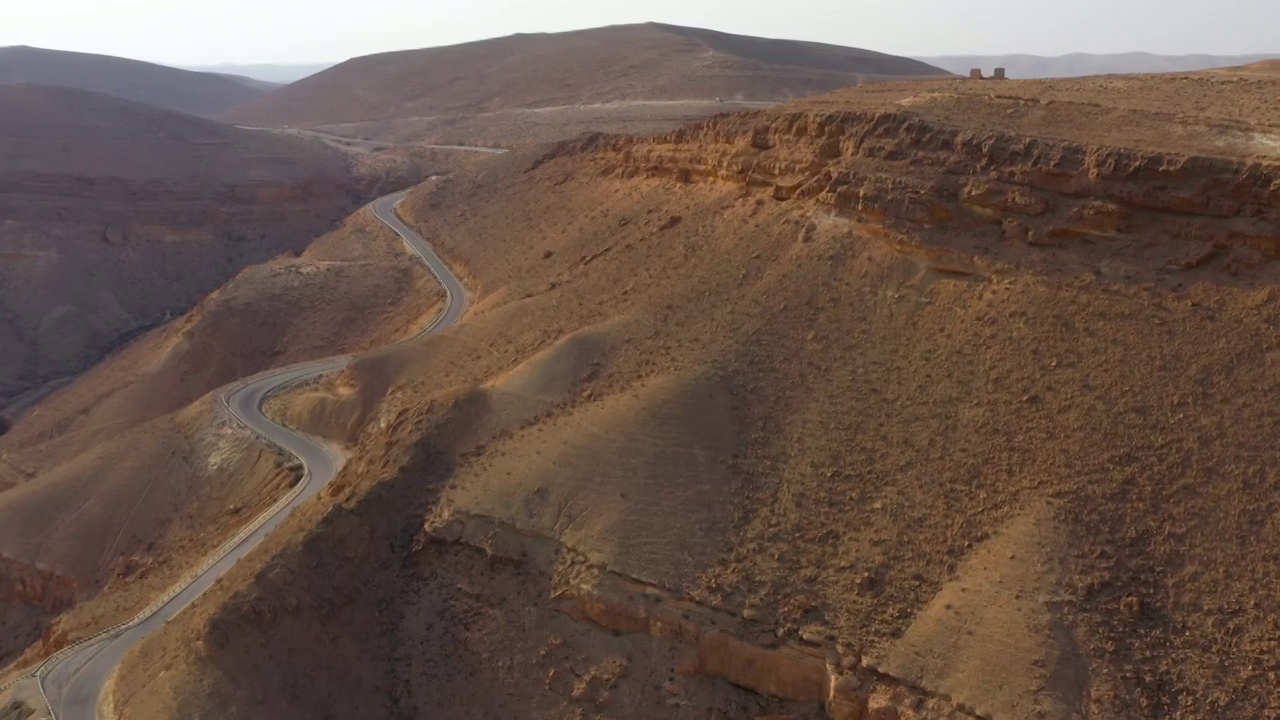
[3,0,1277,65]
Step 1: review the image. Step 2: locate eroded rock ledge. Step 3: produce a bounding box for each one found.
[541,108,1279,280]
[430,512,976,720]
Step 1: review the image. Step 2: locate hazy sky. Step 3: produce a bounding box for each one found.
[4,0,1278,65]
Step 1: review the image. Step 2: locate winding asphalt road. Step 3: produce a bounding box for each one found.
[21,181,483,719]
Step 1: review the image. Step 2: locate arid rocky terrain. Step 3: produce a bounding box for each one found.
[0,69,463,673]
[0,46,271,118]
[226,23,950,145]
[0,205,446,670]
[0,83,392,413]
[67,68,1279,720]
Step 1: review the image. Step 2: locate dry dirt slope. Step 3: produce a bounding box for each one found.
[0,207,444,672]
[0,83,371,410]
[110,73,1276,720]
[225,22,949,128]
[0,46,269,118]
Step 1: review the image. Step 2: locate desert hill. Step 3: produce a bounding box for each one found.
[0,45,270,118]
[0,83,372,411]
[918,51,1280,78]
[107,73,1279,720]
[224,22,950,129]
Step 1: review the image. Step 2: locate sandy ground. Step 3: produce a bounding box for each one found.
[226,23,947,129]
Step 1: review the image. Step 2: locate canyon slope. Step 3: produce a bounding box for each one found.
[224,23,950,145]
[0,201,447,671]
[0,83,375,412]
[108,70,1277,720]
[0,46,270,118]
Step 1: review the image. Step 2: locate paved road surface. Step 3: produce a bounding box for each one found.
[31,183,481,719]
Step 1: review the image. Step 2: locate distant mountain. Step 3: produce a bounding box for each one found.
[205,72,283,92]
[916,53,1280,79]
[0,45,272,118]
[226,23,951,127]
[183,62,338,84]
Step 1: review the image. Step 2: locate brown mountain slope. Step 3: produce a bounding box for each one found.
[0,46,269,118]
[114,75,1276,720]
[225,22,949,129]
[0,208,444,670]
[0,83,370,410]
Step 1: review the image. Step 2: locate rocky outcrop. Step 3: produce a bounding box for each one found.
[549,109,1280,280]
[0,555,81,664]
[0,556,80,619]
[428,515,970,720]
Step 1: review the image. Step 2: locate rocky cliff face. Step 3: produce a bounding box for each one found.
[558,107,1279,282]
